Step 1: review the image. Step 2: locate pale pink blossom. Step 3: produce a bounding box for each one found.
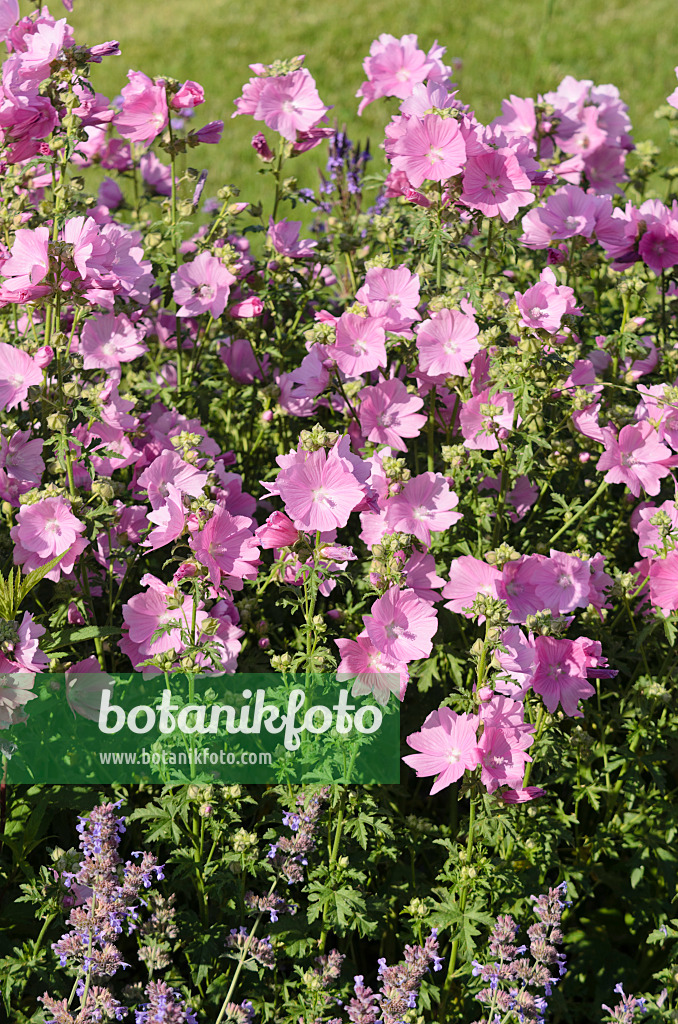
[11,496,88,581]
[459,388,515,450]
[364,586,438,662]
[389,113,466,188]
[415,307,480,378]
[275,445,364,532]
[355,265,421,333]
[648,551,678,614]
[385,472,462,545]
[137,451,208,510]
[596,421,675,497]
[114,70,168,145]
[80,313,147,370]
[144,484,186,550]
[171,253,236,318]
[358,378,426,451]
[335,633,407,705]
[442,556,501,619]
[332,314,387,377]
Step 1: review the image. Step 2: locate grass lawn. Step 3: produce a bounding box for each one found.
[66,0,678,202]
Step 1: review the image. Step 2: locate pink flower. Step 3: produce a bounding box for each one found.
[442,556,501,619]
[137,451,208,510]
[389,113,466,188]
[114,70,168,145]
[356,34,446,114]
[331,314,387,377]
[219,339,268,384]
[171,253,236,318]
[531,636,595,717]
[144,484,186,550]
[189,121,224,145]
[596,421,675,497]
[404,551,445,604]
[0,345,43,411]
[496,557,544,622]
[11,497,88,581]
[189,507,259,590]
[500,787,546,804]
[358,378,426,451]
[355,265,421,334]
[385,472,462,545]
[530,550,592,614]
[668,67,678,110]
[1,227,50,290]
[515,267,576,333]
[477,725,534,793]
[520,185,600,248]
[80,313,147,370]
[0,674,37,728]
[275,445,364,532]
[335,634,407,705]
[0,612,47,674]
[171,80,204,110]
[268,217,316,258]
[415,307,480,378]
[648,551,678,614]
[120,575,192,668]
[460,148,533,222]
[255,69,328,142]
[364,586,438,662]
[459,388,515,450]
[254,511,300,549]
[403,708,480,795]
[0,429,43,485]
[493,626,537,698]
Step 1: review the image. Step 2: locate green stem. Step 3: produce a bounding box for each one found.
[548,479,608,547]
[522,705,546,788]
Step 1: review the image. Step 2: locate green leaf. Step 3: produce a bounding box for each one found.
[16,548,73,608]
[42,625,122,653]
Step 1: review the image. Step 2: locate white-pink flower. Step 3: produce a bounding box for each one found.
[364,586,438,662]
[415,307,480,378]
[386,472,462,545]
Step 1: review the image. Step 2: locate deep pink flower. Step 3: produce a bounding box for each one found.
[364,586,438,662]
[415,307,480,378]
[500,787,546,804]
[403,707,480,795]
[254,511,299,549]
[268,217,317,258]
[356,34,447,114]
[496,557,545,622]
[515,267,575,333]
[189,120,224,145]
[335,633,407,705]
[255,69,328,142]
[144,484,186,550]
[171,253,236,318]
[389,113,466,188]
[171,80,204,110]
[477,725,534,794]
[493,626,538,698]
[276,445,364,532]
[531,636,595,717]
[385,472,461,545]
[520,185,600,248]
[355,265,421,334]
[596,421,675,497]
[358,378,426,451]
[648,551,678,614]
[0,612,47,675]
[530,549,592,614]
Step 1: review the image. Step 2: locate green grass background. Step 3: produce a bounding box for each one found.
[64,0,677,200]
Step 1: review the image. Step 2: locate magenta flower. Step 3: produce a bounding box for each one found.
[171,253,236,318]
[114,70,168,145]
[171,79,204,110]
[276,445,364,532]
[189,121,224,145]
[256,69,328,142]
[596,421,675,497]
[530,550,592,614]
[477,726,534,794]
[415,307,480,378]
[531,636,595,717]
[0,612,47,675]
[335,633,407,706]
[189,507,259,590]
[268,217,317,258]
[11,497,88,581]
[403,707,480,795]
[0,344,43,411]
[460,148,533,222]
[358,378,426,451]
[389,114,466,188]
[254,511,300,549]
[442,556,501,619]
[515,268,571,334]
[364,587,438,662]
[80,313,147,370]
[460,388,516,450]
[332,314,387,377]
[386,472,462,545]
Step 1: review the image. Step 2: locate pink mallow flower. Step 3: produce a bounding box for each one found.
[11,497,88,581]
[530,549,592,614]
[385,471,462,545]
[364,586,438,662]
[442,556,501,619]
[648,551,678,615]
[251,69,328,142]
[355,265,421,334]
[515,267,579,334]
[389,113,466,188]
[335,633,408,706]
[530,636,596,717]
[0,343,43,411]
[596,421,675,497]
[459,388,516,450]
[0,674,37,728]
[114,70,168,145]
[403,708,480,795]
[460,148,533,223]
[144,484,186,550]
[0,612,47,675]
[332,313,387,377]
[189,507,259,590]
[415,307,480,378]
[80,313,147,370]
[276,445,365,532]
[356,34,448,115]
[171,253,236,318]
[137,451,208,510]
[358,378,426,451]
